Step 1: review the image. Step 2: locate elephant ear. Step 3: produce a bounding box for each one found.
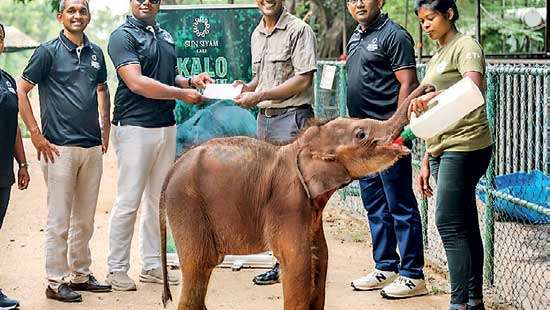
[297,148,352,200]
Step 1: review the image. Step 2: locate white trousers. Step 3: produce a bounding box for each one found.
[108,125,176,273]
[41,145,103,288]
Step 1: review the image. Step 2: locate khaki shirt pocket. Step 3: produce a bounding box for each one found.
[267,48,293,84]
[252,54,262,76]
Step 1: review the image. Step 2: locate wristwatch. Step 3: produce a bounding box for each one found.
[187,76,196,89]
[19,162,28,169]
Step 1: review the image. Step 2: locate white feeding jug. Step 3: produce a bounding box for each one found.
[408,76,485,140]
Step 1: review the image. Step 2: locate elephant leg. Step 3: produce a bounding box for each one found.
[277,246,312,310]
[309,223,328,310]
[169,203,218,310]
[177,264,214,310]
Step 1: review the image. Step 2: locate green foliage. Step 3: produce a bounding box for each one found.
[1,0,124,92]
[0,0,58,76]
[13,0,547,58]
[480,0,545,54]
[14,0,59,12]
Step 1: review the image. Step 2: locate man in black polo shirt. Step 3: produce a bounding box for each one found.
[106,0,212,291]
[17,0,112,303]
[345,0,427,299]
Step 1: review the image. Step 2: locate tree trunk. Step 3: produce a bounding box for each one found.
[308,0,356,59]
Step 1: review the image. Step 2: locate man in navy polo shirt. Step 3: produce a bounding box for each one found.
[17,0,112,303]
[346,0,427,299]
[106,0,212,291]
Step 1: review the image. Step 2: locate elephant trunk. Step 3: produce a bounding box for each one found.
[378,84,435,144]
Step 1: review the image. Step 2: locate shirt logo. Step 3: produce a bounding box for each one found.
[5,80,15,94]
[192,16,211,38]
[162,32,175,44]
[436,61,448,74]
[366,38,378,52]
[466,52,481,60]
[91,54,101,70]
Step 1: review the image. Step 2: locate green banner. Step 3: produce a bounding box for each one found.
[158,5,262,123]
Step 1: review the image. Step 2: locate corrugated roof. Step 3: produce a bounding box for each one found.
[4,25,40,52]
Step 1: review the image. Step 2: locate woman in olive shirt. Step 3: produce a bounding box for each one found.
[0,22,30,310]
[410,1,493,310]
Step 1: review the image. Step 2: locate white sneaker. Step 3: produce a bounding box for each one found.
[106,271,137,291]
[139,267,180,285]
[380,276,428,299]
[351,269,398,291]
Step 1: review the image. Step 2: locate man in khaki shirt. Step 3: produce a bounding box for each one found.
[234,0,317,284]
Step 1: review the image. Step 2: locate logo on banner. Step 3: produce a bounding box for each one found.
[193,16,211,38]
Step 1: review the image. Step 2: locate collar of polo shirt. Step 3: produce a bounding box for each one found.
[257,8,291,35]
[355,12,389,34]
[58,30,90,52]
[128,15,161,33]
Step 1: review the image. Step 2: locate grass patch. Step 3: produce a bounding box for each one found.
[350,232,365,243]
[430,286,443,295]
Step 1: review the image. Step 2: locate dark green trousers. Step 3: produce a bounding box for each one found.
[429,146,492,304]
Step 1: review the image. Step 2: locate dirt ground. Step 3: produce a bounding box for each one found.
[0,140,450,309]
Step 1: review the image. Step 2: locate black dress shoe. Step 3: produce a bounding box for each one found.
[253,263,280,285]
[45,284,82,303]
[69,275,112,292]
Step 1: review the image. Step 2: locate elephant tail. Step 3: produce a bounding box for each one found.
[160,178,172,307]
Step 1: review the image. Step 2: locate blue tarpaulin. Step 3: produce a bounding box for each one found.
[176,99,257,157]
[478,170,550,224]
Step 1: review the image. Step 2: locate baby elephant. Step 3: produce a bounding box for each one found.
[160,86,433,310]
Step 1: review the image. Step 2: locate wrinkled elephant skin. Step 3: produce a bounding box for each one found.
[160,85,435,310]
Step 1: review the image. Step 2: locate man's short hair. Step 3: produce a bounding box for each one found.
[58,0,90,13]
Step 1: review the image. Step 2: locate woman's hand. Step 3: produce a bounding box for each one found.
[417,155,433,197]
[18,166,30,190]
[408,91,440,119]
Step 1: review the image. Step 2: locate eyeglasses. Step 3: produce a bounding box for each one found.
[137,0,161,4]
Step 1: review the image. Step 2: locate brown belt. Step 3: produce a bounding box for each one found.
[259,105,311,118]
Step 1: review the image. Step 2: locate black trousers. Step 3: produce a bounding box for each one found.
[0,187,11,230]
[429,146,492,304]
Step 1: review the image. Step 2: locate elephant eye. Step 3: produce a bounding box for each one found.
[355,129,367,140]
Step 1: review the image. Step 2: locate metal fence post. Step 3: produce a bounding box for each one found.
[421,198,429,247]
[338,63,348,117]
[313,64,322,117]
[483,71,497,286]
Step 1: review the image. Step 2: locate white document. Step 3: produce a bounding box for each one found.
[320,65,337,90]
[203,84,243,100]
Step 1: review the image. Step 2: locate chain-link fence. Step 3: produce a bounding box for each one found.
[314,60,550,309]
